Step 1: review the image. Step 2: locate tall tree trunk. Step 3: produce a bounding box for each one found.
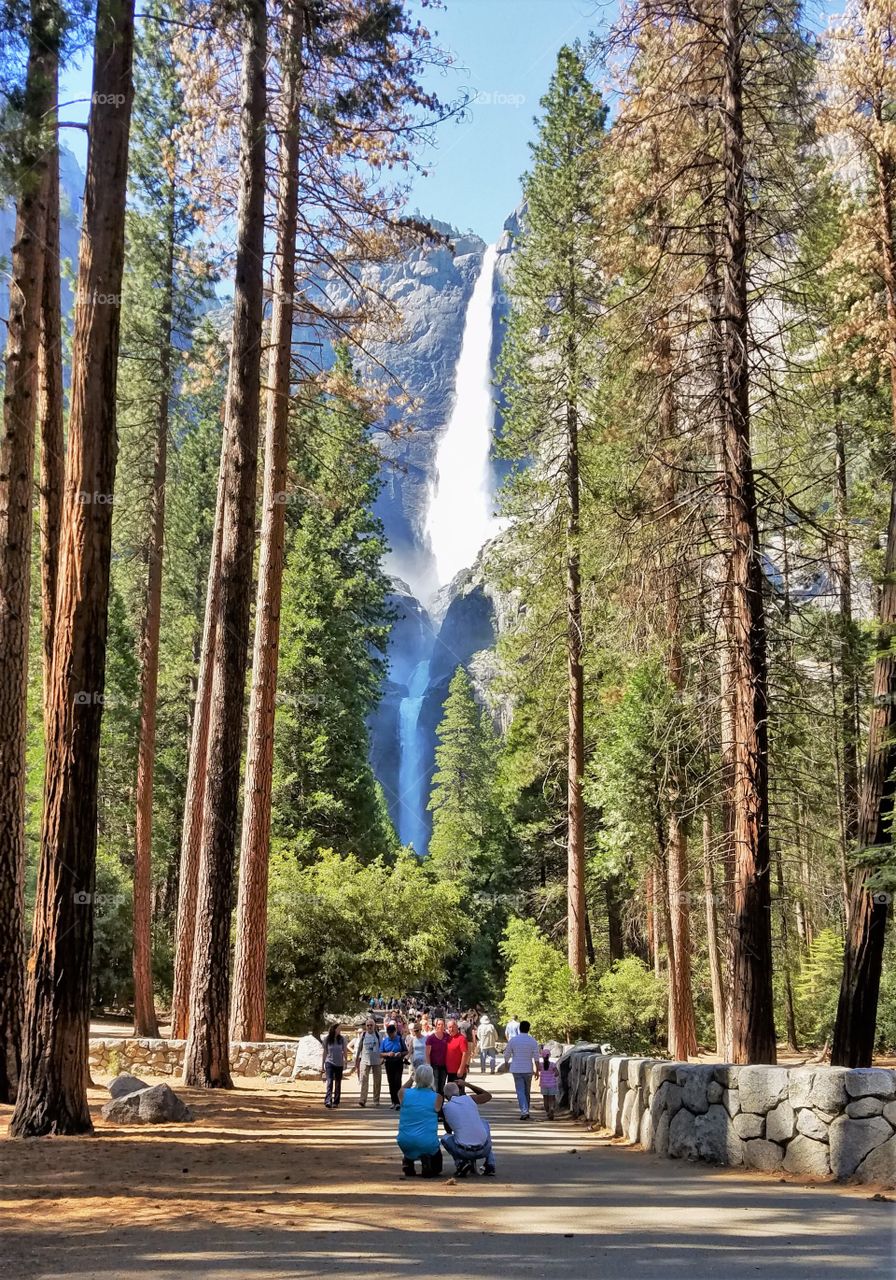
[566,380,586,981]
[9,0,135,1136]
[720,0,776,1065]
[132,189,176,1039]
[170,454,225,1040]
[231,0,305,1043]
[702,810,728,1056]
[774,844,798,1052]
[832,137,896,1068]
[833,411,860,921]
[666,812,698,1059]
[0,1,59,1107]
[39,122,65,720]
[183,0,267,1087]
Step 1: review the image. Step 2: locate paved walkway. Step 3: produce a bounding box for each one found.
[2,1070,891,1279]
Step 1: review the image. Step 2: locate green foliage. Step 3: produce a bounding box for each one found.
[499,917,598,1041]
[429,667,507,881]
[273,353,396,862]
[596,958,666,1056]
[795,930,845,1047]
[265,847,465,1033]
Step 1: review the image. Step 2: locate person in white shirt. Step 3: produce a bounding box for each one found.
[440,1081,496,1176]
[504,1015,520,1042]
[503,1020,541,1120]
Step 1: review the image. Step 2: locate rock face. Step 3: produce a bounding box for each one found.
[564,1050,896,1186]
[101,1083,193,1125]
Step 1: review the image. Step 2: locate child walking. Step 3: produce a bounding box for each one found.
[539,1048,559,1119]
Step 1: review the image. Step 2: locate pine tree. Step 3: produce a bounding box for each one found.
[182,0,266,1089]
[272,355,394,864]
[10,0,136,1136]
[0,0,63,1107]
[428,666,506,884]
[498,43,607,981]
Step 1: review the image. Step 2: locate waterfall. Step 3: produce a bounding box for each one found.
[394,242,500,855]
[426,244,500,587]
[397,657,432,851]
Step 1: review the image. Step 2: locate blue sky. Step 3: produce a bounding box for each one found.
[59,0,844,245]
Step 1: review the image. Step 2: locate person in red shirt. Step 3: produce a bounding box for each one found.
[445,1017,470,1089]
[425,1017,450,1095]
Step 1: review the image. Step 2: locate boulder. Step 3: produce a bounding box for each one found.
[796,1109,830,1143]
[733,1112,764,1140]
[783,1135,830,1177]
[650,1081,683,1120]
[722,1087,740,1118]
[847,1097,884,1119]
[680,1066,716,1115]
[807,1068,849,1113]
[883,1101,896,1126]
[738,1066,790,1115]
[695,1104,744,1167]
[714,1065,739,1089]
[101,1083,193,1126]
[744,1139,784,1173]
[291,1034,324,1076]
[542,1040,564,1063]
[639,1108,654,1151]
[788,1069,815,1110]
[707,1081,723,1105]
[108,1074,149,1099]
[844,1069,896,1100]
[829,1116,893,1178]
[855,1135,896,1187]
[668,1107,698,1160]
[766,1100,796,1144]
[654,1110,671,1157]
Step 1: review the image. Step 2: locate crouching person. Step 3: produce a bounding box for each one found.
[397,1064,444,1177]
[440,1080,496,1178]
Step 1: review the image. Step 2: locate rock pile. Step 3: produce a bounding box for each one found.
[564,1050,896,1186]
[89,1037,321,1080]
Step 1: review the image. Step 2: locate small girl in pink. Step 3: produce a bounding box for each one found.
[539,1048,559,1119]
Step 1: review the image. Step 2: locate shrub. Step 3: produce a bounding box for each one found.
[596,957,666,1055]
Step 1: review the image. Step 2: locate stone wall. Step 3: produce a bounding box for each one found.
[564,1049,896,1186]
[89,1036,323,1081]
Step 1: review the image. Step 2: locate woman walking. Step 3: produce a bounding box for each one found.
[320,1023,347,1109]
[407,1019,428,1069]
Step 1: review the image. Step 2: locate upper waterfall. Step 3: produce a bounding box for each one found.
[425,244,500,589]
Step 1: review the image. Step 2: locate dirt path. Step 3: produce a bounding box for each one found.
[1,1070,891,1279]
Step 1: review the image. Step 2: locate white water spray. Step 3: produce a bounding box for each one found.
[426,244,500,587]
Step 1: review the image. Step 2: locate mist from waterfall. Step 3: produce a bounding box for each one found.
[397,657,432,851]
[426,244,500,587]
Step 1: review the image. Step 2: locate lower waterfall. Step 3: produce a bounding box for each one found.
[397,657,432,852]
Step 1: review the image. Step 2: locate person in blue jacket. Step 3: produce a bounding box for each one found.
[396,1063,443,1177]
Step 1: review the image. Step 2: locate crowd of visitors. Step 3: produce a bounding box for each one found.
[314,999,563,1178]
